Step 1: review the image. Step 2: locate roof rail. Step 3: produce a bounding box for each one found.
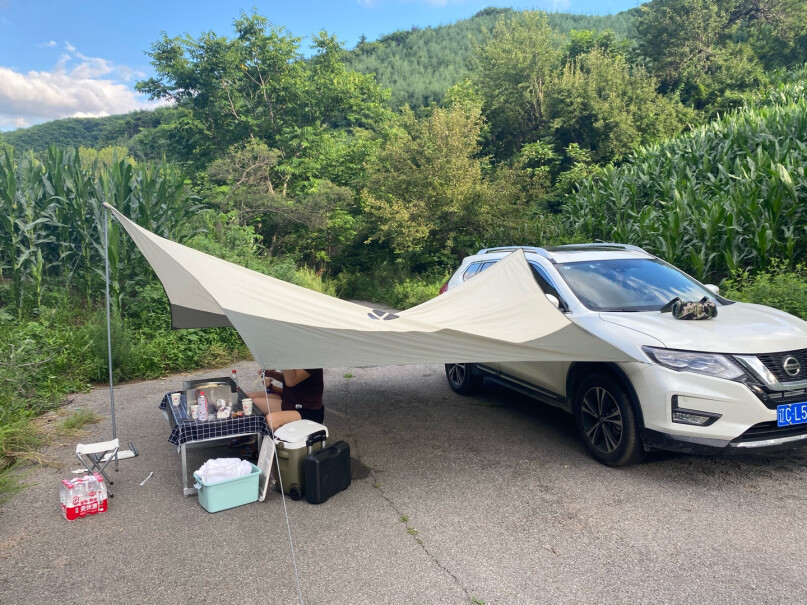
[476,246,551,258]
[547,243,649,254]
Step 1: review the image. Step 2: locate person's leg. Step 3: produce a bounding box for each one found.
[245,391,283,415]
[264,410,301,432]
[245,390,301,431]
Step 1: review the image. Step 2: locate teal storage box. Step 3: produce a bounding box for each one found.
[193,462,260,512]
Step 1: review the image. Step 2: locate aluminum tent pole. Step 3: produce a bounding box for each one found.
[104,207,119,470]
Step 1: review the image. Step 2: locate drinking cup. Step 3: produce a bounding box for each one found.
[242,398,253,416]
[170,392,182,406]
[190,404,199,420]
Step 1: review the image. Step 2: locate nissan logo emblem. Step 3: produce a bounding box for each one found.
[783,356,801,377]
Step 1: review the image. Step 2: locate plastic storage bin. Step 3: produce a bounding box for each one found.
[193,462,260,512]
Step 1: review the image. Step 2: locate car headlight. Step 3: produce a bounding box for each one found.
[642,346,744,380]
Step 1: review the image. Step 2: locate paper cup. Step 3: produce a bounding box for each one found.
[190,404,199,420]
[170,392,181,406]
[242,398,253,416]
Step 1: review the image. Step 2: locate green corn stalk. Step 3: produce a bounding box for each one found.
[564,79,807,280]
[0,149,56,314]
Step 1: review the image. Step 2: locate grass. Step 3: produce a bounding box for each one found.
[0,419,48,499]
[58,408,102,433]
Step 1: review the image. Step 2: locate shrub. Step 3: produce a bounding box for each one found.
[86,309,133,383]
[335,264,448,309]
[722,263,807,320]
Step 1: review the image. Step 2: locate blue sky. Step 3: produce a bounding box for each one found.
[0,0,643,132]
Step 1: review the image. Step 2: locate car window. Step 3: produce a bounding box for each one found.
[556,258,718,312]
[462,261,493,282]
[459,258,568,309]
[462,262,483,281]
[528,262,567,309]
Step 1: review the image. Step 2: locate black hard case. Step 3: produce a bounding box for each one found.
[304,434,351,504]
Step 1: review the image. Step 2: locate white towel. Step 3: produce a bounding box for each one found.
[195,457,253,484]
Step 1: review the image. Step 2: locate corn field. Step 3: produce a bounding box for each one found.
[0,146,201,316]
[564,79,807,282]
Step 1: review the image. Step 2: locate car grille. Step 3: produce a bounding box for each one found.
[756,348,807,382]
[753,386,807,410]
[732,421,807,444]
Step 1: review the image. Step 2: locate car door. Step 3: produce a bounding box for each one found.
[498,262,568,400]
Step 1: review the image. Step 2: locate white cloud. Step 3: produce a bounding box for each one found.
[69,54,114,79]
[0,45,161,131]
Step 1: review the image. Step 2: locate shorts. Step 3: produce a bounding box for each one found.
[296,406,324,424]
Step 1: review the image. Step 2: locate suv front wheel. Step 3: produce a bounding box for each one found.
[445,363,483,395]
[573,373,645,467]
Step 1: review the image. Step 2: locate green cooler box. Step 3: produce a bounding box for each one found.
[273,420,328,501]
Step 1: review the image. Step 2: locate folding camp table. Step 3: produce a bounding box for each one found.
[160,393,271,496]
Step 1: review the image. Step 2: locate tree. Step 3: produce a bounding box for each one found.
[78,146,135,171]
[363,101,515,265]
[470,11,562,157]
[545,49,690,164]
[206,139,362,268]
[634,0,801,111]
[136,11,393,271]
[136,10,391,184]
[563,29,630,63]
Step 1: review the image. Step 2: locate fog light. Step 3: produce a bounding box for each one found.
[671,395,721,426]
[672,411,714,425]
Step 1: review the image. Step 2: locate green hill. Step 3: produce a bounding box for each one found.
[346,7,637,109]
[2,107,176,155]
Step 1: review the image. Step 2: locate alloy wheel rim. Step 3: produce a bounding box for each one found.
[580,386,623,454]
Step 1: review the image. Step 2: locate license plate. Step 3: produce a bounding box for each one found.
[777,402,807,427]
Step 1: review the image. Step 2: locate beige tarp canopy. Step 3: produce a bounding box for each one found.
[106,204,634,369]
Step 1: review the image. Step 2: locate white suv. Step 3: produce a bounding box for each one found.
[442,245,807,466]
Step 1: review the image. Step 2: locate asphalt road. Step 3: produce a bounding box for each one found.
[1,361,807,604]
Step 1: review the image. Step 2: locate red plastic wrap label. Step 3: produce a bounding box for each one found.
[60,474,108,520]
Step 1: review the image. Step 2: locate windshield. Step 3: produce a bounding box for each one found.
[556,258,718,312]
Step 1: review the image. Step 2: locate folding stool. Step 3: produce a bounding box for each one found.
[75,439,120,497]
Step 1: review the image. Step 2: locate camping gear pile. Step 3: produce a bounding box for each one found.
[272,420,351,503]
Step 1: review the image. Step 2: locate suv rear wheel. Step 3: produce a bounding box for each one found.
[573,373,645,467]
[445,363,483,395]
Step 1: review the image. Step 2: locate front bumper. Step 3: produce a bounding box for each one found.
[642,425,807,455]
[626,362,807,454]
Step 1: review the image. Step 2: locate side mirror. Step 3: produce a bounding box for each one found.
[704,284,720,295]
[545,294,560,309]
